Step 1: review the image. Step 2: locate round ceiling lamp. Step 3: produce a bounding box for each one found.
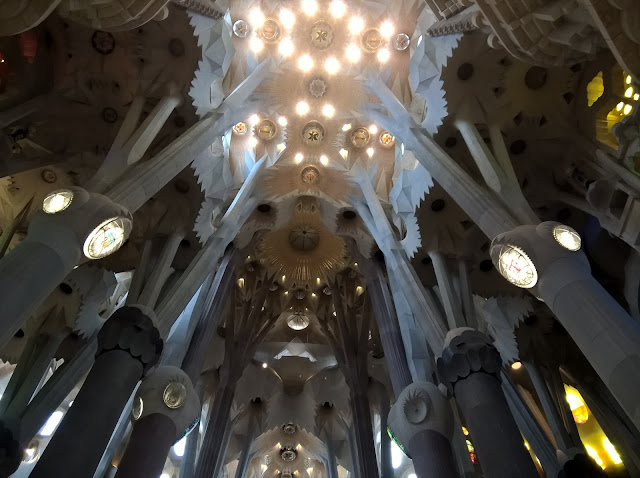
[42,189,74,214]
[83,217,130,260]
[552,224,581,251]
[495,244,538,289]
[351,127,371,147]
[287,314,310,330]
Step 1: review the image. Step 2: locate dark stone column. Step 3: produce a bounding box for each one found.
[116,414,176,478]
[0,420,22,477]
[409,430,458,477]
[438,328,538,478]
[115,366,200,478]
[30,306,162,478]
[350,390,380,478]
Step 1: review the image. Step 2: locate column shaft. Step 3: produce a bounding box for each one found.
[30,350,143,478]
[194,384,236,478]
[408,430,458,478]
[350,391,379,478]
[115,414,177,478]
[454,372,538,478]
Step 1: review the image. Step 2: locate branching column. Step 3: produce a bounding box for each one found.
[30,306,163,478]
[437,328,538,478]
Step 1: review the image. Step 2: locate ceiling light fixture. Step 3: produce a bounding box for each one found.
[298,54,314,72]
[345,43,361,62]
[366,147,374,157]
[324,57,340,74]
[322,104,335,117]
[248,137,258,148]
[249,36,264,53]
[295,152,304,163]
[278,116,288,126]
[279,37,294,57]
[339,148,348,160]
[342,123,352,131]
[301,0,318,15]
[377,48,390,63]
[320,155,329,166]
[280,9,295,29]
[348,17,365,34]
[296,101,310,115]
[248,8,265,27]
[369,124,378,134]
[249,114,260,125]
[380,21,394,38]
[330,0,346,18]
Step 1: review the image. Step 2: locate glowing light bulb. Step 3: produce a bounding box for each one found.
[380,21,394,37]
[282,275,286,282]
[624,104,633,115]
[249,36,264,53]
[330,0,346,18]
[617,102,625,111]
[635,93,639,101]
[296,101,310,115]
[262,362,268,368]
[366,147,374,157]
[626,75,632,84]
[625,86,634,98]
[349,17,364,34]
[249,114,260,125]
[320,155,329,166]
[295,152,304,163]
[248,137,258,148]
[322,104,335,118]
[278,116,288,126]
[324,56,340,74]
[279,37,294,57]
[369,124,378,134]
[346,43,361,62]
[248,8,265,27]
[301,0,318,15]
[342,123,352,131]
[511,361,522,370]
[339,148,348,160]
[377,48,390,63]
[298,54,314,72]
[280,9,295,29]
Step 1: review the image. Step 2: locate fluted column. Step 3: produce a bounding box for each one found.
[491,222,640,430]
[116,366,200,478]
[0,187,131,347]
[30,306,163,478]
[350,389,379,478]
[388,381,457,478]
[437,328,537,478]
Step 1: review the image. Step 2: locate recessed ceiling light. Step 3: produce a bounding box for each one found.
[349,17,364,34]
[298,54,313,72]
[320,155,329,166]
[280,9,295,29]
[248,137,258,147]
[279,37,294,57]
[249,114,260,125]
[301,0,318,15]
[380,21,394,38]
[278,116,288,126]
[324,57,340,75]
[346,43,361,62]
[377,48,390,63]
[296,101,310,115]
[249,36,264,53]
[249,8,265,27]
[339,148,348,160]
[330,0,346,18]
[366,147,374,157]
[295,152,304,163]
[322,104,335,117]
[369,124,378,134]
[342,123,352,131]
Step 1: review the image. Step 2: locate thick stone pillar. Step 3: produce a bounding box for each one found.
[491,222,640,430]
[30,306,162,478]
[115,366,200,478]
[350,389,380,478]
[388,381,457,478]
[0,187,131,347]
[437,328,538,478]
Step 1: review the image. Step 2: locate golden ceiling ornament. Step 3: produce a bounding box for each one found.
[302,121,325,146]
[301,166,320,184]
[259,19,281,43]
[310,21,334,49]
[362,28,384,52]
[255,119,278,141]
[351,127,371,147]
[258,210,347,287]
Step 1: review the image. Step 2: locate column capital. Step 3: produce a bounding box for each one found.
[437,328,502,394]
[132,366,201,444]
[387,381,453,457]
[97,306,163,374]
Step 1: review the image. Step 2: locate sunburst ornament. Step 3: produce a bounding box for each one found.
[403,389,431,424]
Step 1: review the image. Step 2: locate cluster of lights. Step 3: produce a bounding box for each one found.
[615,75,637,117]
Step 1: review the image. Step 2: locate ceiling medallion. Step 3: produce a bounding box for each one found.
[92,31,115,55]
[233,122,248,134]
[362,28,384,52]
[351,127,371,147]
[233,19,250,38]
[255,119,278,140]
[393,33,411,51]
[310,21,334,49]
[379,131,395,147]
[287,314,310,330]
[281,446,297,462]
[301,165,320,184]
[302,121,325,146]
[289,224,320,251]
[309,78,327,98]
[259,19,281,43]
[163,382,187,409]
[283,423,297,434]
